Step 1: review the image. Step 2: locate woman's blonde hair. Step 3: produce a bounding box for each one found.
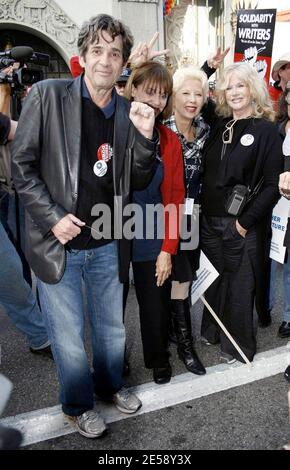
[172,65,209,103]
[124,61,173,120]
[215,62,275,121]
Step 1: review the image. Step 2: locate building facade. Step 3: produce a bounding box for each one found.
[0,0,165,78]
[0,1,288,79]
[0,0,225,77]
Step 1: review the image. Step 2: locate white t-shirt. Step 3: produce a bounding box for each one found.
[283,128,290,156]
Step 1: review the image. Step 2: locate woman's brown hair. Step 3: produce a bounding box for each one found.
[124,61,173,120]
[276,89,289,123]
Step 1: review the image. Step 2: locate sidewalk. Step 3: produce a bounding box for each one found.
[0,266,289,449]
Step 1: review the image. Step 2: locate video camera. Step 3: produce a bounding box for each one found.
[0,46,50,93]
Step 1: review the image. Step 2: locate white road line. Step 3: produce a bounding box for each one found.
[1,344,289,447]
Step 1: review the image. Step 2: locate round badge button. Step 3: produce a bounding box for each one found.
[240,134,254,146]
[93,160,107,177]
[97,143,113,163]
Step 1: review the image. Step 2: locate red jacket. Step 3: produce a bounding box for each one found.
[157,123,185,255]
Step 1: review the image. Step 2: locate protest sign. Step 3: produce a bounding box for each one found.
[191,252,251,365]
[234,9,277,82]
[270,197,290,263]
[191,251,219,306]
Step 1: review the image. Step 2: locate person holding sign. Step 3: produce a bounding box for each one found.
[200,62,283,363]
[163,66,211,376]
[161,48,229,375]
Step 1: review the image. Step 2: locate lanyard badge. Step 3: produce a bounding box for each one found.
[184,198,194,215]
[93,143,113,177]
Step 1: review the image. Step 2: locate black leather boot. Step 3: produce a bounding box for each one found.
[171,299,206,375]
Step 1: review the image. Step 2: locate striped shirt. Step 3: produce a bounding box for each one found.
[163,114,210,200]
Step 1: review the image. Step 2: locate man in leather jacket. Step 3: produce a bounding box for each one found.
[11,14,157,439]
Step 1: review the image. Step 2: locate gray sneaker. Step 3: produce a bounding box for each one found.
[200,336,213,346]
[112,387,142,414]
[220,352,236,364]
[68,410,107,438]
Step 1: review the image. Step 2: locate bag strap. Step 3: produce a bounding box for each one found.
[247,176,264,203]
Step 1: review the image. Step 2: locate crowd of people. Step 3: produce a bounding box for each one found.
[0,12,290,446]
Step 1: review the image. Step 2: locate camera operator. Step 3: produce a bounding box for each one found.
[0,63,33,287]
[0,68,17,139]
[0,66,52,359]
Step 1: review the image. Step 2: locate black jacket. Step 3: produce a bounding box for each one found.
[202,117,283,230]
[11,76,156,283]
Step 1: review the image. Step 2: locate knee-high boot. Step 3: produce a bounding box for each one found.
[171,298,206,375]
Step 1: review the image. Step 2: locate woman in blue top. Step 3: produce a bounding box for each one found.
[124,62,185,384]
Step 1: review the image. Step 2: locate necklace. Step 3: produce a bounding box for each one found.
[222,119,237,144]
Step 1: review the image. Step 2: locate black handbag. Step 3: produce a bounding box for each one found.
[225,177,264,217]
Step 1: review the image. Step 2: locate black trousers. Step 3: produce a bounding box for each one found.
[132,260,171,368]
[254,214,272,319]
[201,215,258,362]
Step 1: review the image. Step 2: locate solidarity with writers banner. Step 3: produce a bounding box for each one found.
[234,8,277,82]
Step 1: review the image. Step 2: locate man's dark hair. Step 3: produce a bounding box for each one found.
[77,14,134,64]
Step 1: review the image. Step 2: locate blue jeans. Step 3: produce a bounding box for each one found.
[37,241,125,416]
[0,221,48,348]
[0,190,32,285]
[269,251,290,323]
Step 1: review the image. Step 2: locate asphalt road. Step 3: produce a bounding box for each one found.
[0,265,289,451]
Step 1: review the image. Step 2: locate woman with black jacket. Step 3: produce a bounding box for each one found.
[200,62,283,363]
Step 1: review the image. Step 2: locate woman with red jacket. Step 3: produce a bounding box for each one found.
[163,66,210,376]
[125,62,185,384]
